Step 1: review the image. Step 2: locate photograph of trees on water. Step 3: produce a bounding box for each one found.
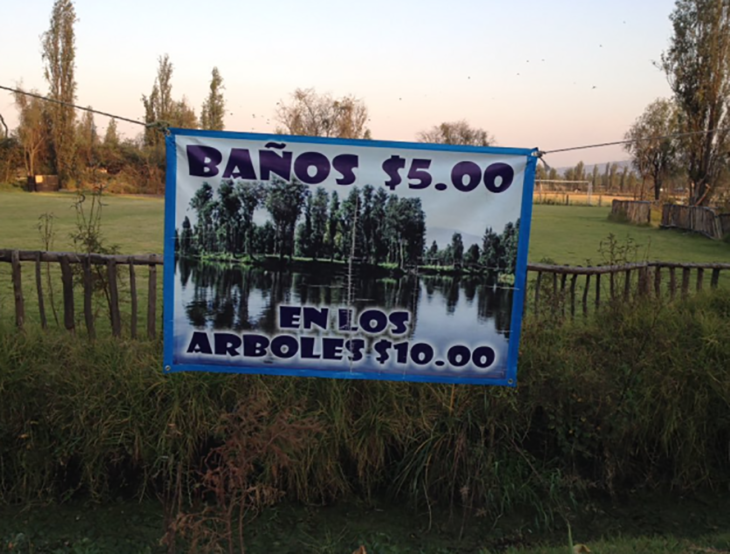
[167,130,535,385]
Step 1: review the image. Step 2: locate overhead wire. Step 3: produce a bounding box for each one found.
[4,82,730,157]
[0,84,160,130]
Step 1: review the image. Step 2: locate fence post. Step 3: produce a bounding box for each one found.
[129,259,138,339]
[34,251,47,329]
[83,255,95,340]
[11,250,25,329]
[570,274,577,318]
[148,264,157,339]
[711,269,721,289]
[108,259,122,338]
[583,274,591,316]
[696,268,704,292]
[681,267,691,298]
[654,265,662,297]
[59,255,75,333]
[638,266,649,297]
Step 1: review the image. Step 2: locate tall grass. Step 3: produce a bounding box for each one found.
[1,291,729,525]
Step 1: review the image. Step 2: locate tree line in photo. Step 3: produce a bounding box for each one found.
[176,180,520,275]
[5,0,730,207]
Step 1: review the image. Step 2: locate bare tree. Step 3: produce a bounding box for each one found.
[417,120,494,146]
[275,88,371,139]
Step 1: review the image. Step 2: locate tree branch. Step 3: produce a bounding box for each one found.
[0,112,8,139]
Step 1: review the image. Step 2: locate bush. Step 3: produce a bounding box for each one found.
[1,291,729,523]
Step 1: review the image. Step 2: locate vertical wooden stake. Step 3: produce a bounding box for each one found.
[570,274,577,318]
[696,268,704,292]
[83,255,95,340]
[59,255,75,333]
[11,250,25,329]
[681,267,690,298]
[129,259,138,339]
[34,251,47,329]
[711,268,721,289]
[108,259,122,338]
[148,264,157,339]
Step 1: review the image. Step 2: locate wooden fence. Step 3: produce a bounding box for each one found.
[529,261,730,317]
[1,250,729,333]
[610,200,651,224]
[661,204,730,239]
[0,249,163,338]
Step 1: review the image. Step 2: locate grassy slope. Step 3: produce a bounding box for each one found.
[1,192,728,264]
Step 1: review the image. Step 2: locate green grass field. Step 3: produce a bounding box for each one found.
[2,191,730,552]
[1,191,728,264]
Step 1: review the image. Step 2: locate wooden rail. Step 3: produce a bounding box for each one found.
[1,249,729,333]
[527,261,730,316]
[0,249,163,337]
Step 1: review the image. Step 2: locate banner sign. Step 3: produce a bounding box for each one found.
[163,129,537,386]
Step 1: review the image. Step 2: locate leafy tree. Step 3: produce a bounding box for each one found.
[0,136,22,184]
[464,243,480,266]
[42,0,77,186]
[265,179,309,259]
[370,188,389,264]
[179,216,194,255]
[427,240,439,264]
[142,54,175,148]
[190,183,215,252]
[171,97,198,129]
[216,181,242,253]
[253,221,276,255]
[13,88,50,176]
[200,67,226,131]
[624,98,680,200]
[326,190,341,260]
[417,120,494,146]
[103,119,119,146]
[275,88,371,138]
[451,233,464,266]
[75,108,98,170]
[234,181,264,255]
[662,0,730,205]
[501,220,519,274]
[310,187,329,260]
[481,227,502,269]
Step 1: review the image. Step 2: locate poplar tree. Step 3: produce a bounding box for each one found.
[662,0,730,205]
[200,67,226,131]
[42,0,77,186]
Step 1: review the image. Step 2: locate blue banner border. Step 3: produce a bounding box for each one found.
[162,129,538,387]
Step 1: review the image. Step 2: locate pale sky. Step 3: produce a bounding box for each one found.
[1,0,676,168]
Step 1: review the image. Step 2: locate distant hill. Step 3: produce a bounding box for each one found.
[426,227,482,250]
